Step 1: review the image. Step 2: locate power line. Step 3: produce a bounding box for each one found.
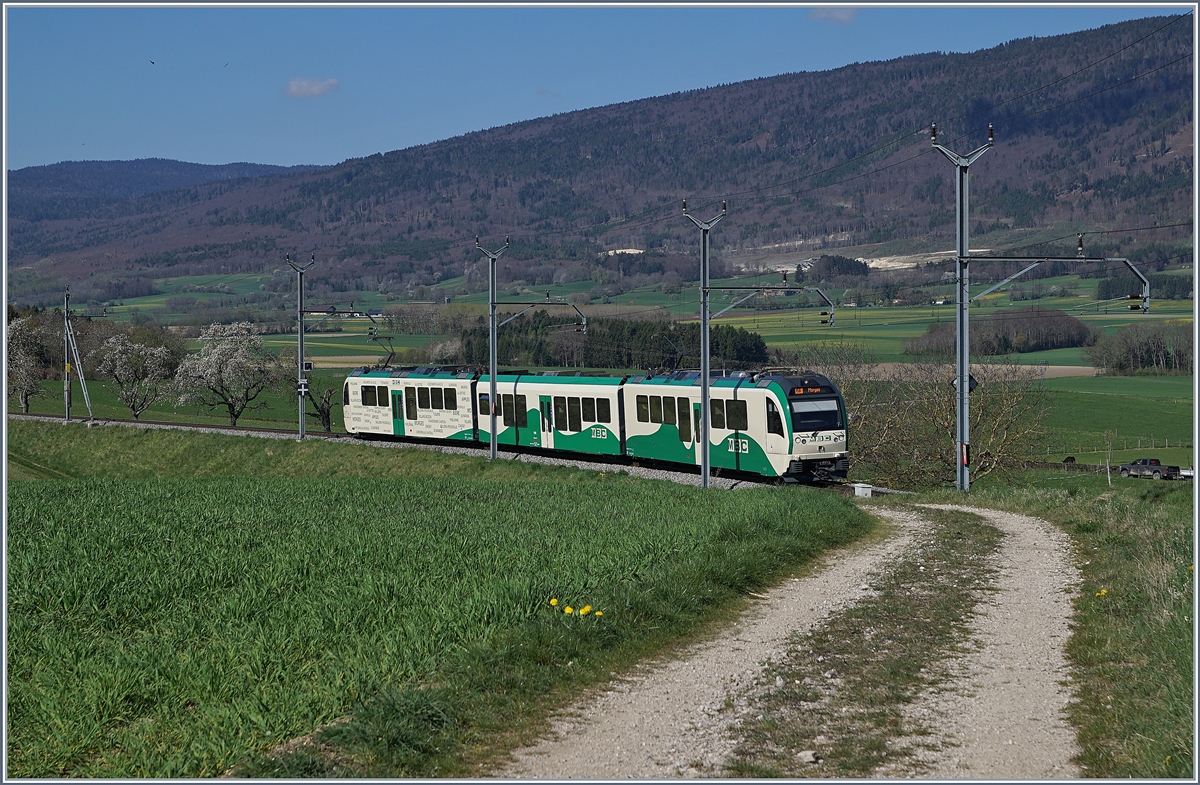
[992,221,1193,256]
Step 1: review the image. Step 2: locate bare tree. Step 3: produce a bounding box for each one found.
[94,334,172,419]
[305,384,339,433]
[6,317,47,413]
[173,322,287,426]
[772,342,1048,489]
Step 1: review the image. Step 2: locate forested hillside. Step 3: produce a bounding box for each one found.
[7,14,1192,307]
[8,159,324,222]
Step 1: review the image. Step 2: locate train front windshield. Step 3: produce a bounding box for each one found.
[789,398,842,431]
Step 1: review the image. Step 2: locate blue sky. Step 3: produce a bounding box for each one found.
[3,4,1185,171]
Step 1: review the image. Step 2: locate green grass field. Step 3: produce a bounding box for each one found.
[1039,376,1194,467]
[6,420,874,777]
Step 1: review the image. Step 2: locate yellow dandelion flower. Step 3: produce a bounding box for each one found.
[580,605,592,616]
[564,606,574,614]
[1095,589,1107,597]
[595,611,603,617]
[550,598,558,606]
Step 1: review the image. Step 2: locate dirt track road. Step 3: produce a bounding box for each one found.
[495,504,1081,779]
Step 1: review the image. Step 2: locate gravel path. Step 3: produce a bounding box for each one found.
[495,503,1082,780]
[495,510,922,778]
[876,504,1082,779]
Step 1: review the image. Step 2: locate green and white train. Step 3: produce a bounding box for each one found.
[342,367,848,482]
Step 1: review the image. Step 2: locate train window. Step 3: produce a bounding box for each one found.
[554,396,568,431]
[790,399,841,430]
[636,395,649,422]
[727,399,749,431]
[362,385,377,407]
[710,399,726,430]
[541,400,552,431]
[662,396,676,425]
[417,387,430,409]
[597,397,611,423]
[649,396,663,423]
[677,397,691,442]
[405,387,418,420]
[582,397,596,423]
[431,387,444,409]
[766,399,785,437]
[343,383,350,406]
[568,397,582,432]
[377,386,389,407]
[478,393,490,418]
[515,395,528,427]
[444,388,457,410]
[502,394,515,426]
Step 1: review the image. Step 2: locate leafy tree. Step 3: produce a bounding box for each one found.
[6,317,48,413]
[95,334,172,419]
[173,322,286,426]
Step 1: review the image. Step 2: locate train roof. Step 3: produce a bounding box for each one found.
[348,366,838,391]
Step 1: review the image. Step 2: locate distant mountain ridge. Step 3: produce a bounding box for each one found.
[7,159,326,221]
[5,14,1192,307]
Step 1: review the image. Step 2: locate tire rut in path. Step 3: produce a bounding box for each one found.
[876,505,1082,779]
[494,516,920,779]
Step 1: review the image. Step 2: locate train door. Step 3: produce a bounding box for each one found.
[539,394,554,449]
[391,390,405,436]
[693,400,702,466]
[674,395,695,462]
[765,397,788,454]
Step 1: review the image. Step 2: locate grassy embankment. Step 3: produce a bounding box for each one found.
[6,419,874,778]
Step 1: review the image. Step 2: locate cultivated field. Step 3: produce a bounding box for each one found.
[6,421,873,777]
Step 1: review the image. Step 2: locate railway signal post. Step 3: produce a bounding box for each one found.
[683,200,726,489]
[287,253,316,440]
[477,235,510,461]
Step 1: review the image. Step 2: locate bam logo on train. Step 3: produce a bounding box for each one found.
[342,366,847,482]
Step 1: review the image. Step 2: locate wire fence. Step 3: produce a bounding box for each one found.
[1032,436,1193,457]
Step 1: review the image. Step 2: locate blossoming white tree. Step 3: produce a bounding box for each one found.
[6,317,47,413]
[95,334,173,419]
[173,322,286,426]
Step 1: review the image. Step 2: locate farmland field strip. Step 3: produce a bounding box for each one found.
[6,472,872,777]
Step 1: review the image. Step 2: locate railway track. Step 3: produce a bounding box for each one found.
[9,412,858,492]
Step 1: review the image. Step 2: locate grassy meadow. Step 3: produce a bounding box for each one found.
[6,420,875,777]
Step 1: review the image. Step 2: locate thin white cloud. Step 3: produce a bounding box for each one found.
[810,8,857,25]
[536,88,563,99]
[285,77,339,98]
